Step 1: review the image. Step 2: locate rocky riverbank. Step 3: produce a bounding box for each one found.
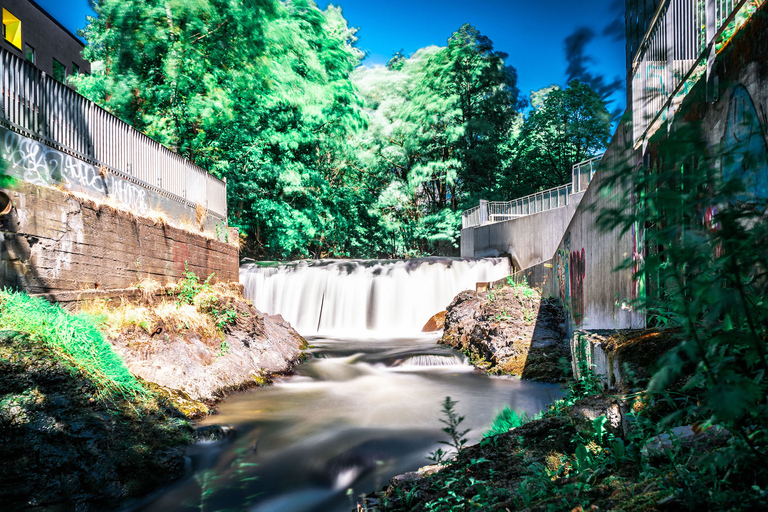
[0,280,306,511]
[439,284,570,382]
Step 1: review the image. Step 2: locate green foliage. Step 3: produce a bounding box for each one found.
[505,80,610,195]
[596,95,768,506]
[506,275,537,297]
[351,25,523,256]
[429,396,470,463]
[175,265,212,305]
[0,290,147,400]
[483,406,532,438]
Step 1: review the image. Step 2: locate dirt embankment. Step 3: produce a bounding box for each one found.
[439,286,570,382]
[104,285,307,416]
[0,280,306,511]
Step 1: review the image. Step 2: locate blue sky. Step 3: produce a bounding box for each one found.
[37,0,626,110]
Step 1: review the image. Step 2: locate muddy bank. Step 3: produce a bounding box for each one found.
[0,282,307,511]
[439,286,570,382]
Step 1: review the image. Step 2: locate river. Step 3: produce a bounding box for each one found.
[135,258,562,512]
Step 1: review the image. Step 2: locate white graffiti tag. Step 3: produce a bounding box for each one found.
[2,128,148,213]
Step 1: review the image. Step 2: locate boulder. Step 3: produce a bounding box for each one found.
[422,311,447,332]
[642,425,731,458]
[440,287,570,381]
[567,395,625,438]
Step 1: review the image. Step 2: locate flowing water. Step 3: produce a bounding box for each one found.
[136,258,562,512]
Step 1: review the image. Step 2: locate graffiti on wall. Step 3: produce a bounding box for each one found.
[555,231,587,327]
[569,248,585,325]
[555,231,571,320]
[721,85,768,201]
[1,129,149,213]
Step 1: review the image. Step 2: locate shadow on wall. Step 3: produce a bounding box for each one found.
[519,295,571,382]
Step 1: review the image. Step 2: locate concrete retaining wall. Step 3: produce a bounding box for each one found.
[461,195,582,270]
[553,115,645,334]
[0,181,239,296]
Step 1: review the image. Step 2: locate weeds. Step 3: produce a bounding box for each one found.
[0,290,148,400]
[483,406,534,438]
[428,397,470,464]
[506,275,537,298]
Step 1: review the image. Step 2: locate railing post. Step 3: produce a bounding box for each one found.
[479,199,489,226]
[705,0,716,101]
[666,0,675,124]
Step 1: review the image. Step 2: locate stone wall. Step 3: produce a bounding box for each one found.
[0,180,239,296]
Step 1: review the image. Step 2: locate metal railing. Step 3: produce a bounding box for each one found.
[0,48,227,218]
[462,154,603,229]
[631,0,762,144]
[572,154,602,194]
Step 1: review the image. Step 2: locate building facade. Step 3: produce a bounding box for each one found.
[1,0,90,82]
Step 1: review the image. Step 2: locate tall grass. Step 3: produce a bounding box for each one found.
[483,406,534,438]
[0,289,147,400]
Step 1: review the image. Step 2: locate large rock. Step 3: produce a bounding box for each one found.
[422,311,447,332]
[567,395,626,438]
[440,287,569,381]
[110,298,306,405]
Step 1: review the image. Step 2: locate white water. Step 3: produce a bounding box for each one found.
[134,258,562,512]
[240,257,510,336]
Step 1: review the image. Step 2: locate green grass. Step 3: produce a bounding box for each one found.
[483,406,534,438]
[0,289,147,400]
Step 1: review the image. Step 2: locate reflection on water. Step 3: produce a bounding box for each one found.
[136,335,562,512]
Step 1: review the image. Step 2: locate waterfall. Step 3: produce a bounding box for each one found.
[240,257,510,336]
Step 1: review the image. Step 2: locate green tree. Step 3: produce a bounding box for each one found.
[351,26,522,256]
[74,0,376,259]
[511,80,610,192]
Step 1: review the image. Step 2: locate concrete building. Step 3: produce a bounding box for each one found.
[0,0,90,82]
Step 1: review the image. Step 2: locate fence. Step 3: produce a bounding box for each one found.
[0,48,227,218]
[462,154,602,229]
[631,0,762,144]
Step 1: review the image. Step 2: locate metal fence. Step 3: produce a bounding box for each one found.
[572,154,602,194]
[631,0,761,144]
[0,48,227,218]
[462,154,603,229]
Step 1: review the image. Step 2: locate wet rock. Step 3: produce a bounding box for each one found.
[421,311,447,332]
[390,464,442,486]
[193,424,235,442]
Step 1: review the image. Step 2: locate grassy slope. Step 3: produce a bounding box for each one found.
[0,291,193,510]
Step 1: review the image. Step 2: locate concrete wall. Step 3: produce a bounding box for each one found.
[0,125,227,234]
[552,119,645,334]
[461,194,582,270]
[0,180,239,296]
[559,1,768,336]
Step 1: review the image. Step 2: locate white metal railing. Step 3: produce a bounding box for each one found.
[0,48,227,218]
[462,154,603,229]
[571,154,602,194]
[631,0,763,144]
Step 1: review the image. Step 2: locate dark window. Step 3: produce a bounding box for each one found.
[53,58,66,82]
[72,63,79,75]
[24,43,34,64]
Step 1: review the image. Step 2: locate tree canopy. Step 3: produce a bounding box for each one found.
[73,2,611,259]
